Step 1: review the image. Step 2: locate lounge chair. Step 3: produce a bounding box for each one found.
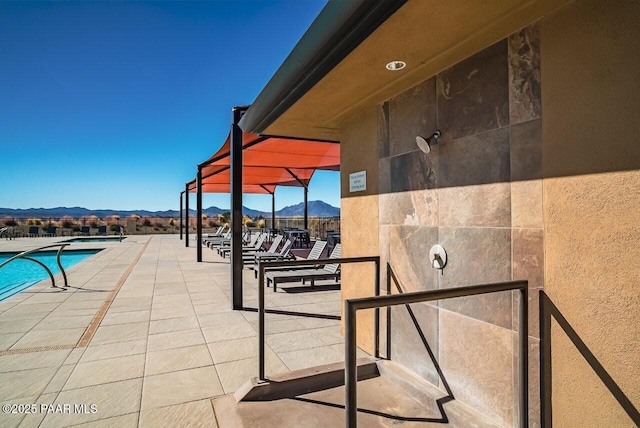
[253,240,327,278]
[210,231,250,252]
[251,237,311,277]
[219,233,267,258]
[27,226,40,237]
[265,244,341,292]
[203,230,231,247]
[206,226,225,238]
[241,235,283,262]
[43,226,57,237]
[97,225,107,236]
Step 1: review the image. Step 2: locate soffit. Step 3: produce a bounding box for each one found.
[262,0,570,140]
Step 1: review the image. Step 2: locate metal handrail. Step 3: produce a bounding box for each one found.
[257,256,380,381]
[0,244,71,288]
[345,278,529,428]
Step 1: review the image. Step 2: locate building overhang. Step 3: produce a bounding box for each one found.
[240,0,571,141]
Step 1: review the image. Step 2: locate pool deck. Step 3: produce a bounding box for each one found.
[0,234,346,427]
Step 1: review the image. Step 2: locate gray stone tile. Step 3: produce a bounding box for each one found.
[440,310,514,426]
[141,366,223,410]
[509,24,541,124]
[149,316,199,335]
[40,378,143,427]
[510,118,542,181]
[147,329,205,352]
[388,78,437,157]
[90,322,149,345]
[439,183,511,227]
[80,339,146,363]
[145,344,212,376]
[279,345,344,371]
[202,322,255,344]
[265,330,326,354]
[437,127,510,188]
[63,354,145,390]
[208,337,259,364]
[71,413,139,427]
[0,349,71,373]
[11,328,85,349]
[438,39,509,141]
[0,366,59,400]
[139,399,216,428]
[438,227,513,328]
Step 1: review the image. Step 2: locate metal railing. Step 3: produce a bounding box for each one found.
[257,256,380,381]
[344,278,529,428]
[0,244,70,288]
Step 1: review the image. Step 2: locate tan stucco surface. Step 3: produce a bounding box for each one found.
[542,0,640,425]
[340,107,380,354]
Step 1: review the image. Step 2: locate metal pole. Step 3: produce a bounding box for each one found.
[258,263,266,380]
[345,301,357,428]
[519,287,529,428]
[179,191,184,240]
[185,183,190,247]
[196,167,203,262]
[540,291,552,427]
[304,186,308,230]
[231,106,247,310]
[271,192,275,230]
[374,259,380,359]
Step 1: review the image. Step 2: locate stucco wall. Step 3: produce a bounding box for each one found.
[541,0,640,425]
[340,106,380,354]
[339,2,639,425]
[341,26,544,427]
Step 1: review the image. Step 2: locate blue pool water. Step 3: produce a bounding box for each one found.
[0,250,100,301]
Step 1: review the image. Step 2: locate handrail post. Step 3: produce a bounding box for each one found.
[345,300,357,428]
[374,258,380,359]
[258,262,266,381]
[56,245,68,287]
[519,286,529,427]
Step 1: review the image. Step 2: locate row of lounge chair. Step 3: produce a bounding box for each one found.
[6,225,114,238]
[202,229,341,292]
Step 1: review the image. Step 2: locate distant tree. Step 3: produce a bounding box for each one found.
[142,219,152,227]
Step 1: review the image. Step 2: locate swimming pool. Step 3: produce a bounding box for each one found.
[0,249,101,301]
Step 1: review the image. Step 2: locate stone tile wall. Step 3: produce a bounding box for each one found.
[377,24,542,427]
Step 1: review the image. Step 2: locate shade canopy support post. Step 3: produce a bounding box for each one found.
[231,106,248,310]
[259,185,276,230]
[285,168,309,230]
[185,182,191,247]
[179,191,184,240]
[196,166,203,262]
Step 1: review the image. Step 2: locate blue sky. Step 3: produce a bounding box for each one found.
[0,0,338,212]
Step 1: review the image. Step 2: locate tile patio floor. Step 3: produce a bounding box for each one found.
[0,234,348,427]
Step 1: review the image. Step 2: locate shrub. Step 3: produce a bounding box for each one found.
[60,218,75,228]
[154,221,164,228]
[3,218,17,227]
[169,219,175,226]
[89,221,99,229]
[208,220,219,228]
[142,219,152,227]
[27,218,42,225]
[257,219,266,228]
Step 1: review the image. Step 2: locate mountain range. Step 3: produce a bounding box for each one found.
[0,200,340,219]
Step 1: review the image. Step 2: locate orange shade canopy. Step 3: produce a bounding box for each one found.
[191,132,339,194]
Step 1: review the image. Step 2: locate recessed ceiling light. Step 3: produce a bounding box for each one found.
[385,60,406,71]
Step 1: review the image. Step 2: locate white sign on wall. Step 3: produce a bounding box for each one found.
[349,170,367,192]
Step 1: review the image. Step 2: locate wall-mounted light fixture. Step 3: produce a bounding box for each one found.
[415,130,441,153]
